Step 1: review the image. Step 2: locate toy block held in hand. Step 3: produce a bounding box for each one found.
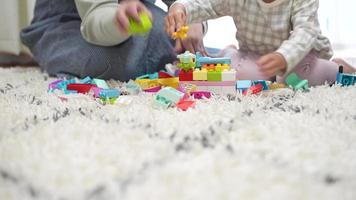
[172,26,189,40]
[128,12,152,35]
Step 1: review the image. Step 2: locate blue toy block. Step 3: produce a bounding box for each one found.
[57,79,76,90]
[63,89,78,94]
[149,72,158,80]
[125,80,141,95]
[154,87,185,108]
[253,80,269,90]
[236,80,252,91]
[99,89,120,99]
[80,76,92,84]
[154,95,171,109]
[337,73,355,86]
[196,52,231,68]
[93,79,109,89]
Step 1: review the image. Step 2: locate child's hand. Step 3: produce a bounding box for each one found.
[256,53,287,77]
[174,23,208,56]
[165,3,187,37]
[115,0,152,33]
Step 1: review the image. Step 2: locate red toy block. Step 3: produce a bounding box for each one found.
[67,83,96,94]
[178,69,193,81]
[176,99,195,111]
[243,83,263,95]
[158,71,173,78]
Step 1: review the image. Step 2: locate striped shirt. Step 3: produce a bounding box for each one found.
[176,0,333,71]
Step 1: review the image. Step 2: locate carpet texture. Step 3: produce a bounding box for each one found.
[0,67,356,200]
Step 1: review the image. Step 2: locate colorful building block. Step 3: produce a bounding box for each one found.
[179,69,193,81]
[57,79,76,90]
[67,83,96,94]
[221,69,236,81]
[89,87,103,98]
[93,78,109,89]
[190,91,212,99]
[193,68,208,81]
[158,71,173,78]
[128,12,152,35]
[172,26,189,40]
[196,52,231,68]
[268,82,286,90]
[154,87,185,108]
[124,81,141,95]
[176,99,195,111]
[236,80,252,92]
[80,76,92,84]
[207,70,222,81]
[99,89,120,99]
[180,81,235,95]
[48,79,63,91]
[243,83,263,95]
[143,86,161,93]
[177,51,196,71]
[336,66,356,86]
[157,77,179,88]
[135,79,159,89]
[253,80,269,90]
[285,73,308,90]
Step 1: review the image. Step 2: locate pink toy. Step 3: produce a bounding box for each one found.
[190,91,212,99]
[143,86,162,93]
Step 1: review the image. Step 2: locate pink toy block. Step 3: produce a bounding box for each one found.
[190,91,212,99]
[48,80,63,91]
[143,86,162,93]
[89,87,103,98]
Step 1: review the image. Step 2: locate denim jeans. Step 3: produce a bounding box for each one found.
[21,0,176,81]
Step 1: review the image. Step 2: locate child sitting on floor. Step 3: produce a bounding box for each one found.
[165,0,356,86]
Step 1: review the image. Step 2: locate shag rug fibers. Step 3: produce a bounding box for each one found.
[0,67,356,200]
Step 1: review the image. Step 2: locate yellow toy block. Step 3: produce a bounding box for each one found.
[135,79,159,89]
[157,77,179,88]
[215,64,223,72]
[193,68,208,81]
[268,82,287,90]
[222,64,231,71]
[172,26,189,40]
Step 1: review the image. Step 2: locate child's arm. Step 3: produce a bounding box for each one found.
[166,0,233,35]
[275,0,330,74]
[75,0,151,46]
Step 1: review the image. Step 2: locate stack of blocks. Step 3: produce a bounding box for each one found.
[48,76,120,104]
[177,51,236,95]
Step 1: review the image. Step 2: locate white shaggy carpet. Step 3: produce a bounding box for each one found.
[0,67,356,200]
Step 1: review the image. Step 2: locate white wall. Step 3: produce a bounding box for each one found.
[0,0,35,54]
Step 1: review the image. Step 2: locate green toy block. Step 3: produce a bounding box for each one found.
[285,72,308,90]
[128,13,152,35]
[207,70,222,81]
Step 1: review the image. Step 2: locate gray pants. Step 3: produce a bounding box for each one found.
[21,0,176,81]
